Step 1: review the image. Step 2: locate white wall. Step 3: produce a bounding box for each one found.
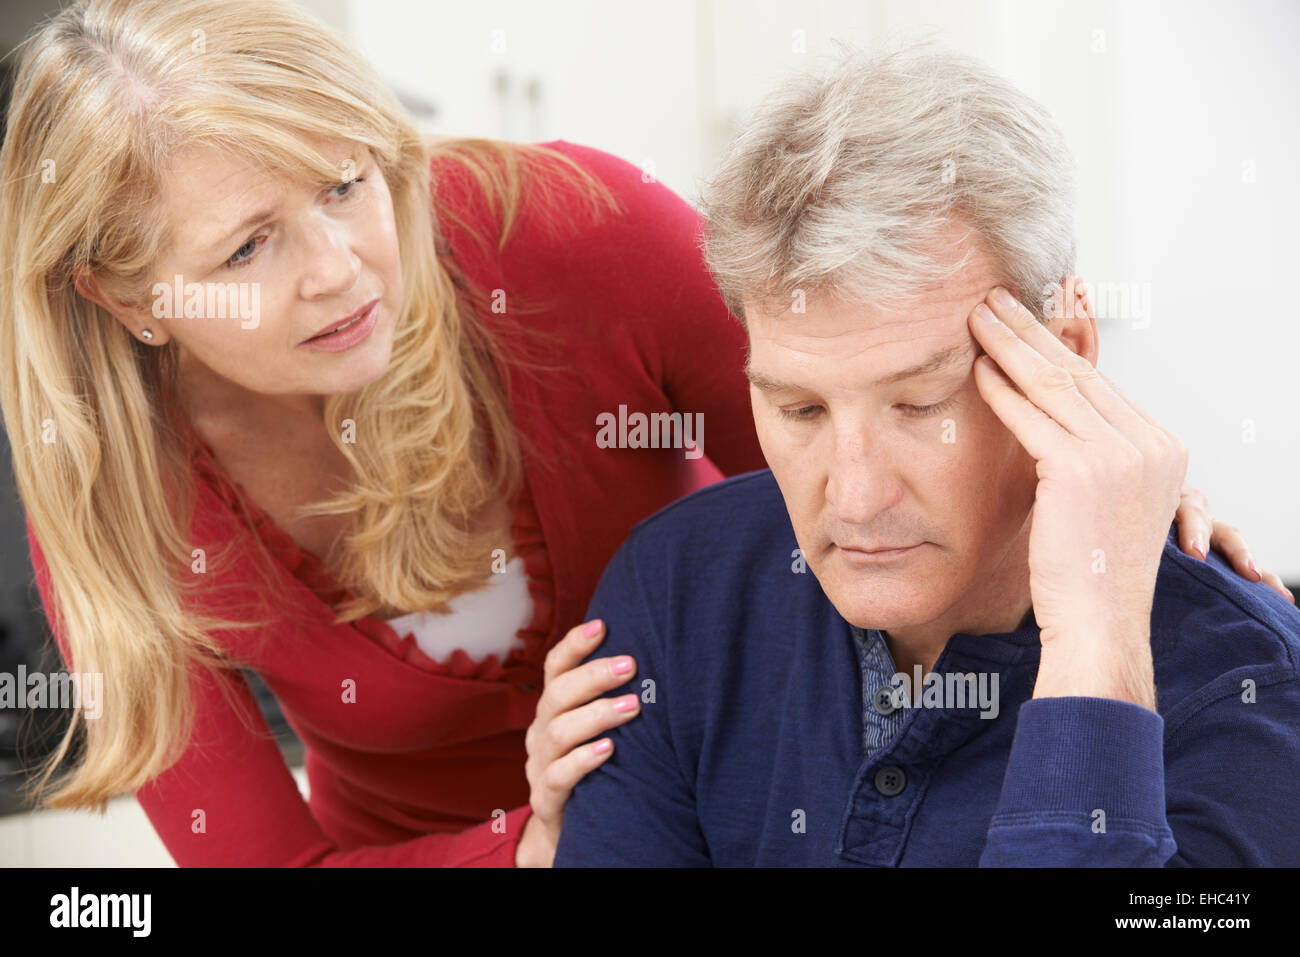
[325,0,1299,579]
[1103,0,1300,582]
[342,0,707,199]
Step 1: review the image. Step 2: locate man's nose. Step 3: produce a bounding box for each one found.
[824,423,903,527]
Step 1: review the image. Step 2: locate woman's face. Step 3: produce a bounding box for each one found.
[133,136,404,414]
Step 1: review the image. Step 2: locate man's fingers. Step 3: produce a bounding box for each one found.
[978,287,1150,441]
[970,298,1110,442]
[972,353,1072,461]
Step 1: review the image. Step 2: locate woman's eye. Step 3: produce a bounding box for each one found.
[223,176,366,270]
[226,236,261,270]
[332,175,365,200]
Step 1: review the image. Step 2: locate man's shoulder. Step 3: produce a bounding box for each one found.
[590,467,812,658]
[1151,531,1300,726]
[621,467,790,558]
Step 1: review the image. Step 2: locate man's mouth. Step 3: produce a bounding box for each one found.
[838,543,924,563]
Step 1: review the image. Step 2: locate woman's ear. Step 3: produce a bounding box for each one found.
[73,265,112,312]
[73,265,168,345]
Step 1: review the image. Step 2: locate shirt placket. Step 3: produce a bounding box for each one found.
[839,626,1007,865]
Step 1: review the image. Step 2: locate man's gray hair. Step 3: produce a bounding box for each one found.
[699,42,1077,325]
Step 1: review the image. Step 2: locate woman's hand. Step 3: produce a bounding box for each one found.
[1173,486,1294,603]
[515,618,639,867]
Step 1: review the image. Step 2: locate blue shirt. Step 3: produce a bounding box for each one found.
[553,469,1300,866]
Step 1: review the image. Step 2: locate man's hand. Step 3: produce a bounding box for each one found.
[969,286,1187,712]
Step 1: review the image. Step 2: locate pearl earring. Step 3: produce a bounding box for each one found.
[141,329,154,341]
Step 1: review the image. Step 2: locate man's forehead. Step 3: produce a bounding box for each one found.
[745,285,986,350]
[745,332,976,393]
[742,278,997,391]
[742,217,1003,323]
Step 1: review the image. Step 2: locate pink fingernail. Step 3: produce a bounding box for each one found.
[612,694,638,713]
[610,656,633,675]
[582,619,602,639]
[1249,560,1262,581]
[1191,537,1205,559]
[591,739,612,755]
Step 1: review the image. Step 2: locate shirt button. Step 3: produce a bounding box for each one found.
[874,766,907,797]
[872,686,900,715]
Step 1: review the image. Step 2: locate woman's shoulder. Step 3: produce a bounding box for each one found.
[528,138,703,244]
[429,137,703,272]
[428,137,739,371]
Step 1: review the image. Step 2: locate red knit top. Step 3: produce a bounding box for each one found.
[25,140,766,866]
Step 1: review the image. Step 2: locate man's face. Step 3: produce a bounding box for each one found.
[745,226,1039,632]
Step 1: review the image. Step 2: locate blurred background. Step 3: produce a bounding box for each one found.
[1,0,1296,865]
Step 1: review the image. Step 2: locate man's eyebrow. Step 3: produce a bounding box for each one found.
[745,342,974,394]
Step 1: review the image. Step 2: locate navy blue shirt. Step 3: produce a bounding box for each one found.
[554,469,1300,866]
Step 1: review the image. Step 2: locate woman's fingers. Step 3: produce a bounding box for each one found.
[545,688,640,758]
[530,736,617,822]
[525,618,642,826]
[531,690,645,818]
[1261,569,1295,604]
[1206,521,1295,602]
[538,646,637,724]
[541,618,607,688]
[1204,520,1257,581]
[1174,485,1212,560]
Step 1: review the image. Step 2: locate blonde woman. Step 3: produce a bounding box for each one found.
[0,0,1283,868]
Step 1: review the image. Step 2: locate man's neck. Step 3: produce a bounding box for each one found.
[881,518,1034,677]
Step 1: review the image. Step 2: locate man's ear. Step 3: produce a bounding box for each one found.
[1050,273,1098,366]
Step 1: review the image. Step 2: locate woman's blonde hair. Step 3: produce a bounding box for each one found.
[0,0,618,812]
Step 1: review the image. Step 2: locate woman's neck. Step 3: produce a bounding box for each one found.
[176,346,326,430]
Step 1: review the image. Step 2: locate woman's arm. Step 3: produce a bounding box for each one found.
[27,523,530,867]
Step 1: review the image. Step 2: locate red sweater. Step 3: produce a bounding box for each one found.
[26,140,765,866]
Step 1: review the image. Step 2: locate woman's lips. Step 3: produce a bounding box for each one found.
[302,297,379,343]
[297,300,379,352]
